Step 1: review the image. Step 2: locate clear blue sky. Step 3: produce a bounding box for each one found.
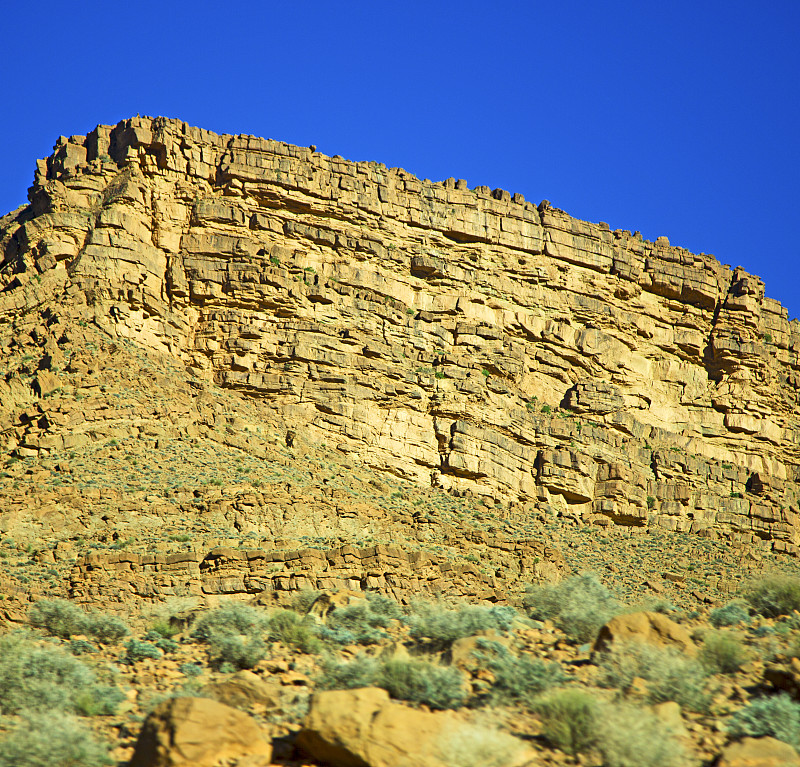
[2,1,798,318]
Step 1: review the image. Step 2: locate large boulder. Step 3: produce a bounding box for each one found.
[129,696,272,767]
[593,611,697,656]
[296,687,530,767]
[200,670,282,710]
[717,737,800,767]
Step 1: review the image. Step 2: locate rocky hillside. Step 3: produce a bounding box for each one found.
[2,115,799,552]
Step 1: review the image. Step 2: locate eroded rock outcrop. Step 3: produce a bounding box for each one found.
[2,116,800,550]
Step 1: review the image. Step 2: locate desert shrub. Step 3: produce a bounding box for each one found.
[318,654,467,710]
[83,613,129,644]
[267,609,322,654]
[532,688,600,755]
[68,639,96,656]
[192,602,268,640]
[727,693,800,749]
[143,630,179,654]
[318,653,380,691]
[598,702,687,767]
[0,633,123,715]
[699,631,751,674]
[291,589,323,614]
[524,572,620,642]
[206,632,265,671]
[28,599,86,639]
[179,662,203,678]
[0,711,111,767]
[598,640,709,711]
[474,640,566,708]
[743,573,800,618]
[435,722,527,767]
[407,602,518,649]
[28,599,129,644]
[709,600,750,628]
[320,594,404,645]
[123,639,163,664]
[379,657,467,710]
[148,619,180,639]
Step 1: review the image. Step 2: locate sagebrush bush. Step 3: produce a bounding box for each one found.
[709,600,750,628]
[267,609,322,654]
[318,654,467,710]
[436,722,527,767]
[0,633,123,715]
[598,640,709,711]
[474,640,566,708]
[727,693,800,749]
[699,631,751,674]
[0,711,111,767]
[599,702,687,767]
[191,602,268,640]
[743,573,800,618]
[28,599,129,644]
[320,593,404,645]
[532,688,600,755]
[524,572,620,642]
[124,639,163,664]
[379,657,467,710]
[206,631,265,671]
[407,602,518,649]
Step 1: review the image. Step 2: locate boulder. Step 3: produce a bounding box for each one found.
[593,611,697,656]
[129,696,272,767]
[200,670,282,709]
[717,737,800,767]
[296,687,530,767]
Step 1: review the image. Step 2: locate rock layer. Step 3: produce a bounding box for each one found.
[2,116,800,550]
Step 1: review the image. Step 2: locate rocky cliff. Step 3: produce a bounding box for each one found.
[2,115,799,553]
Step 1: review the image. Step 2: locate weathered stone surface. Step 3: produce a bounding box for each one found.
[296,687,530,767]
[129,696,271,767]
[593,611,697,656]
[2,115,800,551]
[717,736,800,767]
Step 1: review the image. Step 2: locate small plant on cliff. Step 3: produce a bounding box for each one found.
[709,600,750,628]
[524,572,620,643]
[532,688,600,755]
[699,630,751,674]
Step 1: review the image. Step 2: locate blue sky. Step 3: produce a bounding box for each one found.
[2,1,798,318]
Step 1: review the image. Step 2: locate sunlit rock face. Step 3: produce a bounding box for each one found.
[2,115,799,551]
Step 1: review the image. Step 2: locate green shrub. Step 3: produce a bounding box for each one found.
[68,639,96,656]
[0,633,123,716]
[474,640,566,708]
[192,602,268,640]
[728,693,800,749]
[28,599,86,639]
[0,711,111,767]
[408,602,518,649]
[532,688,600,755]
[318,653,380,691]
[320,593,404,645]
[699,631,751,674]
[524,572,620,642]
[709,600,750,628]
[148,619,180,639]
[743,573,800,618]
[179,662,203,678]
[144,631,179,654]
[205,632,265,671]
[318,654,467,710]
[435,722,527,767]
[28,599,129,644]
[598,702,687,767]
[83,613,129,644]
[267,610,322,654]
[598,640,709,711]
[379,658,467,710]
[124,639,163,664]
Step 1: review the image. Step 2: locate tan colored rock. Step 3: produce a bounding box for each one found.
[593,611,697,656]
[200,670,282,710]
[296,687,531,767]
[129,696,272,767]
[717,737,800,767]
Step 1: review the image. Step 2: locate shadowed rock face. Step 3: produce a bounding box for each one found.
[2,115,800,550]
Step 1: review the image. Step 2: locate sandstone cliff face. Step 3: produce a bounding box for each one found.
[2,116,799,551]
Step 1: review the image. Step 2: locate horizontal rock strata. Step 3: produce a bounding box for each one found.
[2,116,800,550]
